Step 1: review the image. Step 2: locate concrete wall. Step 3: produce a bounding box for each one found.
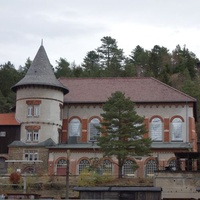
[154,171,200,199]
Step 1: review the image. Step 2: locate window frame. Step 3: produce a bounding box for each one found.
[150,117,163,141]
[171,117,183,141]
[24,150,38,161]
[27,105,40,117]
[26,130,39,142]
[79,159,90,174]
[89,118,101,141]
[69,118,81,137]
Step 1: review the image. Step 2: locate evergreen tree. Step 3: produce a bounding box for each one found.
[97,36,125,77]
[82,50,102,77]
[97,91,151,178]
[18,57,32,77]
[149,45,170,78]
[129,45,150,77]
[55,58,72,78]
[0,62,20,112]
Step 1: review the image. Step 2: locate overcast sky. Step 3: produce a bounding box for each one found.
[1,0,200,68]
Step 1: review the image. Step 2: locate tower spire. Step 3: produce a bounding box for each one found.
[41,39,43,46]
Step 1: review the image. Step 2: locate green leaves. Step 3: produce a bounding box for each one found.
[97,91,151,178]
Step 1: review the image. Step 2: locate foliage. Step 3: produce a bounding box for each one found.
[77,168,115,186]
[54,58,71,78]
[9,172,21,184]
[97,91,151,178]
[0,62,22,112]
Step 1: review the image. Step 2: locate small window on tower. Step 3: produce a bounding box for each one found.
[26,100,41,117]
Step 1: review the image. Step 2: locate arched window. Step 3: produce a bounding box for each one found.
[89,118,100,141]
[79,159,90,174]
[168,159,176,171]
[145,159,158,177]
[123,159,137,177]
[69,118,81,136]
[23,166,34,174]
[171,117,183,141]
[151,117,163,141]
[56,159,67,175]
[102,159,112,174]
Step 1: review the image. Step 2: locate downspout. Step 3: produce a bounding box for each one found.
[186,101,188,143]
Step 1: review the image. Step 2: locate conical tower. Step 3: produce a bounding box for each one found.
[12,44,68,144]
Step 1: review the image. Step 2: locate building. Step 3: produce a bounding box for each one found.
[0,44,198,177]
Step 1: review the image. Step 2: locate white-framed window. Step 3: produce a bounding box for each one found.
[123,159,136,176]
[79,159,90,174]
[57,159,67,168]
[69,118,81,136]
[89,118,101,141]
[0,131,6,137]
[27,105,40,117]
[151,117,163,141]
[24,150,38,161]
[26,130,39,142]
[26,131,32,142]
[171,117,183,141]
[103,159,112,174]
[33,130,39,141]
[145,159,158,177]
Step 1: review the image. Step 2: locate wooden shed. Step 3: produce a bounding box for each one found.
[73,186,162,200]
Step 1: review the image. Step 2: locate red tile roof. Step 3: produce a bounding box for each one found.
[59,77,196,103]
[0,113,20,125]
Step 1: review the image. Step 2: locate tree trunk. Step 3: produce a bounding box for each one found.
[118,164,123,178]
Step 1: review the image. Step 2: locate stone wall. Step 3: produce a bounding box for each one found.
[154,171,200,199]
[8,147,49,174]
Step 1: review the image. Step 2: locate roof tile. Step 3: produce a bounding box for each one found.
[0,113,19,125]
[59,77,196,103]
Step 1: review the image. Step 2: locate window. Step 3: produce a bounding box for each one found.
[171,117,183,141]
[27,105,40,117]
[69,118,81,136]
[123,159,136,176]
[79,159,90,174]
[0,131,6,137]
[151,117,163,141]
[56,159,67,175]
[89,118,100,141]
[168,159,176,171]
[26,130,39,142]
[24,150,38,161]
[145,159,158,177]
[102,159,112,174]
[57,159,67,168]
[59,104,63,120]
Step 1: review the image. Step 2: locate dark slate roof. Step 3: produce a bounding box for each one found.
[49,142,99,149]
[59,77,196,103]
[8,138,56,147]
[12,45,69,94]
[73,186,162,192]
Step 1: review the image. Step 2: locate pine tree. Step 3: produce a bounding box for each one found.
[97,91,151,178]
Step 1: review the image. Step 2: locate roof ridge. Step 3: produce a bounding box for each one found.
[59,77,152,80]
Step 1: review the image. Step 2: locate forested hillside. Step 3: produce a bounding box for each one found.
[1,36,200,122]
